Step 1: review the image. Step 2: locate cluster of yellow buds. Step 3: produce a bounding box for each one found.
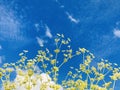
[0,34,119,90]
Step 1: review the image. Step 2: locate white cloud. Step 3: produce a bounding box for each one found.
[45,25,53,38]
[113,28,120,38]
[36,37,44,47]
[0,68,63,90]
[14,70,63,90]
[66,12,79,24]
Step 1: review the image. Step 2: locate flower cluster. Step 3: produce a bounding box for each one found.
[0,34,120,90]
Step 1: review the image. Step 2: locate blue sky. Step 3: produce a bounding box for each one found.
[0,0,120,89]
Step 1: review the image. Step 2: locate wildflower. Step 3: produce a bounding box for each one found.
[6,68,14,73]
[51,59,56,65]
[76,51,81,55]
[55,38,60,43]
[79,48,86,53]
[52,66,59,72]
[63,58,68,63]
[68,71,72,76]
[54,49,60,53]
[42,64,47,69]
[103,82,112,88]
[98,62,105,71]
[27,61,34,67]
[28,69,34,77]
[17,69,24,76]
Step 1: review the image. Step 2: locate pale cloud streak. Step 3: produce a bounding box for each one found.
[0,57,2,64]
[0,45,2,50]
[45,25,53,38]
[34,23,40,31]
[0,56,5,64]
[0,45,3,64]
[66,12,79,24]
[36,37,44,47]
[35,24,52,47]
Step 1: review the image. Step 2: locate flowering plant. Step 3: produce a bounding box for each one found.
[0,34,120,90]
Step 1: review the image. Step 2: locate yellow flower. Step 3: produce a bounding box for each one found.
[54,49,60,53]
[18,69,24,76]
[6,68,14,73]
[27,61,34,67]
[51,59,56,65]
[79,48,86,53]
[63,58,68,63]
[52,66,59,72]
[28,69,34,77]
[68,71,72,76]
[31,79,37,86]
[76,51,81,55]
[25,85,31,90]
[103,82,112,88]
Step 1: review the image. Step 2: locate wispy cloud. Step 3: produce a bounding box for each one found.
[0,4,25,41]
[113,28,120,38]
[66,12,79,24]
[36,37,44,47]
[0,1,31,50]
[55,0,64,8]
[0,45,2,50]
[45,25,53,38]
[0,56,5,64]
[34,23,40,31]
[0,57,2,64]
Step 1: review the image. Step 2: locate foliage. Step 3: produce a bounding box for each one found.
[0,34,120,90]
